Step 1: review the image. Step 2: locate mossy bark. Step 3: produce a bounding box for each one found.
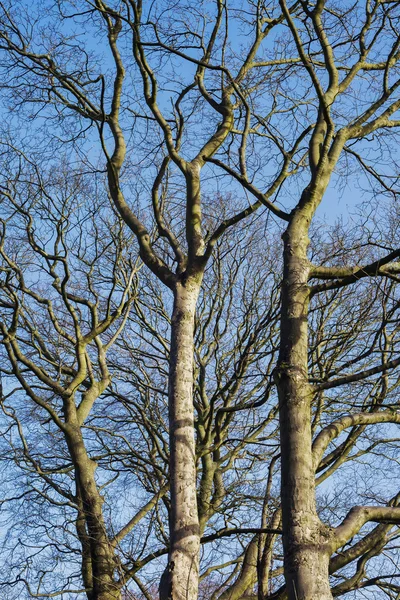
[67,424,121,600]
[275,212,332,600]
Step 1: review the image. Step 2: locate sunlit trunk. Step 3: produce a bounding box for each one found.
[275,215,332,600]
[161,278,201,600]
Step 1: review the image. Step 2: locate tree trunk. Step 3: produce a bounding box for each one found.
[161,278,201,600]
[218,537,258,600]
[257,508,281,599]
[66,424,121,600]
[75,494,94,600]
[275,213,332,600]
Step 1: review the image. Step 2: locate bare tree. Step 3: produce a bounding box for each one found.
[0,155,139,599]
[0,155,283,600]
[0,2,292,597]
[1,1,400,599]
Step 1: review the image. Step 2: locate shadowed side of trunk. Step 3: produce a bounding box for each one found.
[275,212,332,600]
[66,423,121,600]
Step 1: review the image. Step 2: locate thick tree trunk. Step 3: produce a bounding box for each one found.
[161,278,201,600]
[75,495,94,600]
[275,214,332,600]
[66,424,121,600]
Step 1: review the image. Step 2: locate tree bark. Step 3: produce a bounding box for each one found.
[75,494,94,600]
[218,537,258,600]
[161,277,201,600]
[274,212,332,600]
[66,424,121,600]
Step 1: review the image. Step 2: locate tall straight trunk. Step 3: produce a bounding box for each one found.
[66,424,121,600]
[275,214,332,600]
[161,277,201,600]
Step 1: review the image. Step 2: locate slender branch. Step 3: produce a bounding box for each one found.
[312,410,400,469]
[333,506,400,551]
[111,483,169,546]
[313,356,400,391]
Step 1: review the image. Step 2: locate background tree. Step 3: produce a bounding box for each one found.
[0,152,142,599]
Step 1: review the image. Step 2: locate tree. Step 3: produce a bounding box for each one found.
[0,152,283,599]
[0,156,140,599]
[0,2,288,597]
[1,1,400,599]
